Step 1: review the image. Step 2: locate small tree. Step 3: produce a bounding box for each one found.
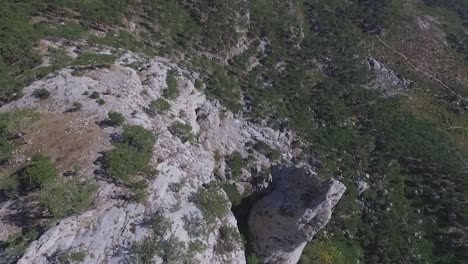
[163,70,179,99]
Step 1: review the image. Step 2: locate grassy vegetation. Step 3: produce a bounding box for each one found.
[0,109,38,164]
[300,238,363,264]
[39,179,96,219]
[73,53,117,66]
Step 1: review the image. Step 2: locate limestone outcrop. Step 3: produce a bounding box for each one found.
[249,166,345,264]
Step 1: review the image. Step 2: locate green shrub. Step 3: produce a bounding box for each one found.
[194,79,204,91]
[150,211,172,238]
[59,250,86,264]
[39,179,96,218]
[168,121,195,143]
[254,141,280,161]
[105,125,155,185]
[105,144,150,183]
[89,91,100,99]
[121,125,156,153]
[72,102,83,112]
[32,88,51,100]
[182,213,207,238]
[3,229,39,261]
[108,112,125,127]
[247,254,260,264]
[226,151,247,180]
[215,226,242,254]
[163,70,179,99]
[149,98,171,113]
[96,99,105,105]
[131,238,158,264]
[21,154,58,189]
[191,184,230,225]
[223,183,242,206]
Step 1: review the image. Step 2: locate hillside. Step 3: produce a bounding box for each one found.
[0,0,467,263]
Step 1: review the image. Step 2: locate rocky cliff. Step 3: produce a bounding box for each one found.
[0,43,344,264]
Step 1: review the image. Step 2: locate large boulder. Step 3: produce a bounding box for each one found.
[249,166,345,264]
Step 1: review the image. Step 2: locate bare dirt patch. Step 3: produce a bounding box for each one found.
[18,112,109,176]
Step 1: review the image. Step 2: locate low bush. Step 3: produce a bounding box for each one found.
[32,88,51,100]
[226,151,247,180]
[168,121,195,144]
[223,183,242,206]
[58,250,86,264]
[89,91,100,99]
[190,184,230,225]
[150,211,172,238]
[215,226,242,254]
[96,99,106,105]
[254,141,280,161]
[3,229,40,262]
[182,213,207,238]
[107,112,125,127]
[149,98,171,114]
[72,102,83,112]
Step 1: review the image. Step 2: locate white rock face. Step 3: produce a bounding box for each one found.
[249,166,346,264]
[368,58,412,96]
[1,53,301,264]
